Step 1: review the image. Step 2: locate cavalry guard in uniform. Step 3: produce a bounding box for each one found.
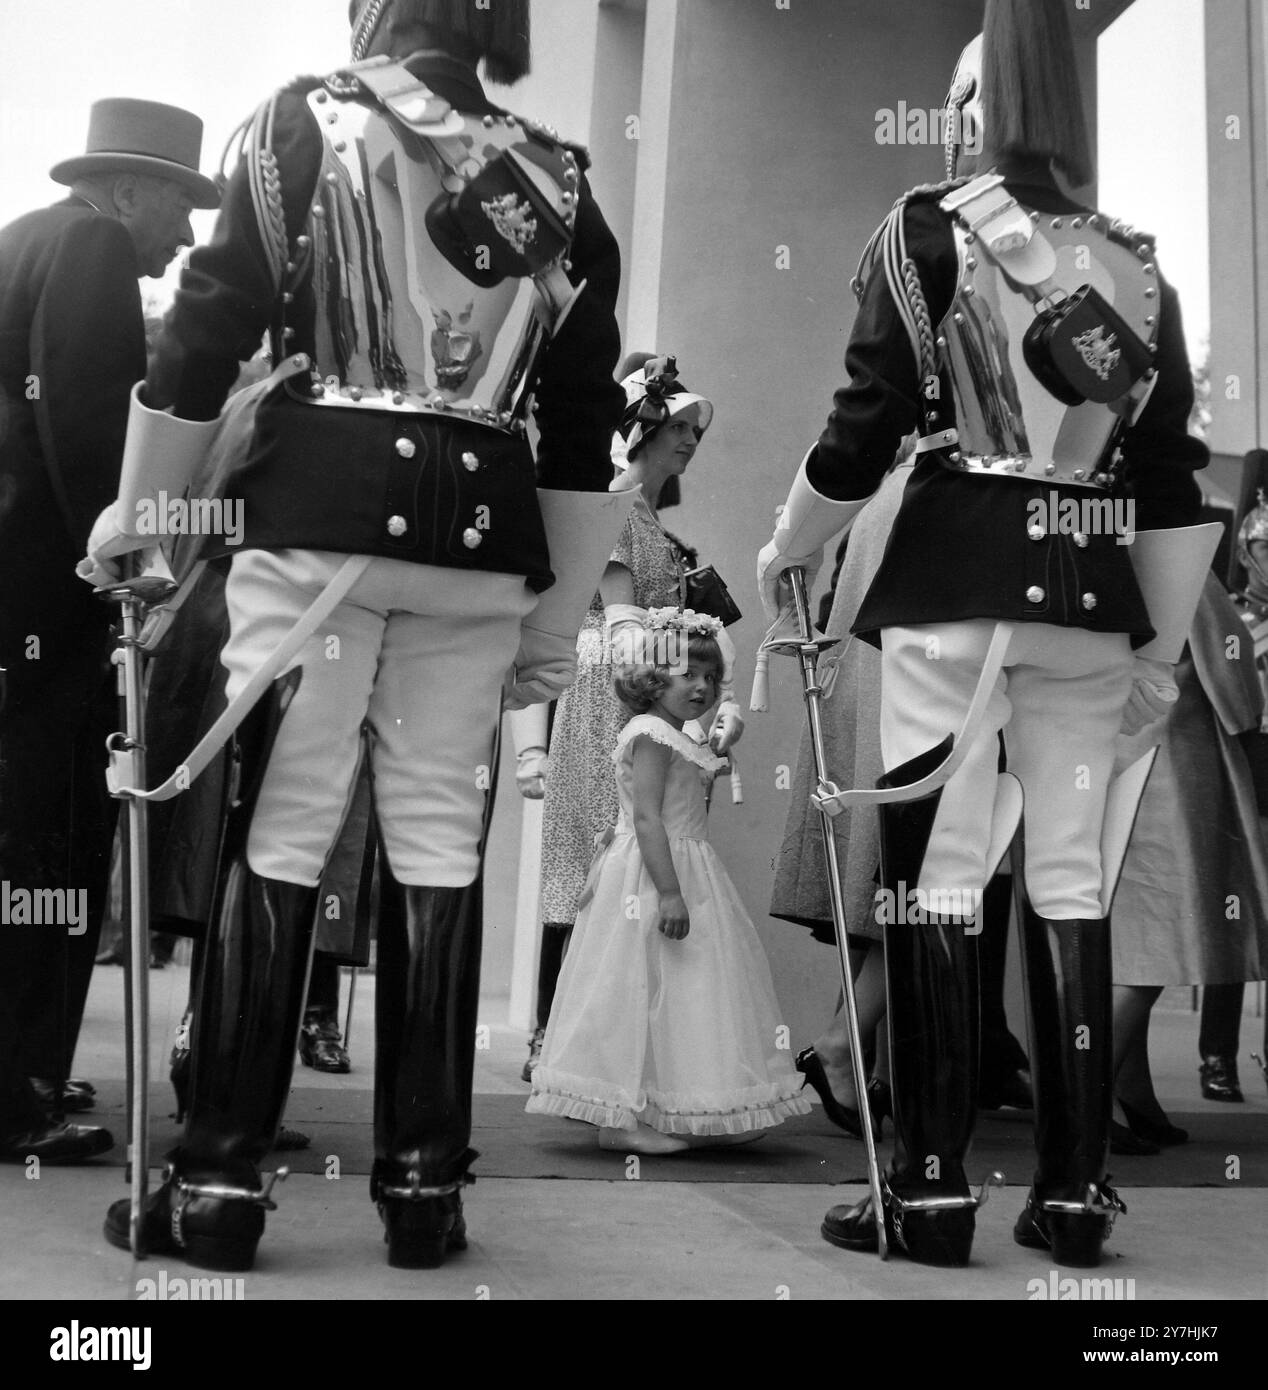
[82,0,625,1270]
[759,0,1212,1268]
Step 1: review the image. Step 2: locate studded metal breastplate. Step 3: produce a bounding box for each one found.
[284,77,579,435]
[936,198,1160,490]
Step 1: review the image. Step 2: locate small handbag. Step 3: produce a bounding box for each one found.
[1022,284,1153,407]
[680,563,743,627]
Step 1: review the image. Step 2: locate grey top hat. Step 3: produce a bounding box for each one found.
[50,98,221,209]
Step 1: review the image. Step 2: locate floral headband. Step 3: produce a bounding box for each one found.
[645,606,723,637]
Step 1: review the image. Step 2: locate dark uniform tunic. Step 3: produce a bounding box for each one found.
[146,55,625,575]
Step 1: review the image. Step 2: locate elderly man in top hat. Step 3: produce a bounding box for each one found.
[0,99,219,1163]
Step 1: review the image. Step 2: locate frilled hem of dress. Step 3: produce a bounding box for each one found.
[526,1070,812,1135]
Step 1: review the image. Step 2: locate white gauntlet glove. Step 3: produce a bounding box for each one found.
[708,699,745,755]
[76,502,155,587]
[757,448,870,620]
[507,704,549,798]
[505,626,577,710]
[1120,656,1179,738]
[605,602,647,666]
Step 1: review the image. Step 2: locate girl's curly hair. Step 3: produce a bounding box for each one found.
[613,633,724,715]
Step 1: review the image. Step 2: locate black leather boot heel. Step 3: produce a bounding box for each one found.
[176,1213,267,1273]
[1013,1182,1126,1268]
[377,1180,469,1269]
[894,1203,978,1267]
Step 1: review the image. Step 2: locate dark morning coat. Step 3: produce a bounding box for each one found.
[0,200,145,1075]
[804,173,1207,646]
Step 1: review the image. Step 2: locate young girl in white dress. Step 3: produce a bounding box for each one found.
[527,608,810,1153]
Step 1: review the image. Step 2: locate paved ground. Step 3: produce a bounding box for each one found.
[2,961,1265,1304]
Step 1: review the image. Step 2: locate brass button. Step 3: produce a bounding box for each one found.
[462,451,479,472]
[395,437,416,459]
[1027,524,1045,541]
[1073,532,1089,548]
[462,527,482,549]
[387,515,407,538]
[1026,586,1045,604]
[1082,592,1098,611]
[1044,463,1056,476]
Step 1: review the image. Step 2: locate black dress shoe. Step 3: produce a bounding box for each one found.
[520,1027,545,1084]
[1118,1098,1188,1146]
[866,1078,892,1138]
[1109,1118,1159,1156]
[103,1166,281,1271]
[29,1077,95,1113]
[299,1009,351,1074]
[0,1120,113,1164]
[795,1047,863,1138]
[822,1191,892,1254]
[1014,1181,1126,1268]
[1199,1055,1243,1103]
[273,1126,310,1152]
[979,1067,1034,1111]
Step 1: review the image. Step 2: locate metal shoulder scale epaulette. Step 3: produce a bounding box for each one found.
[229,56,586,435]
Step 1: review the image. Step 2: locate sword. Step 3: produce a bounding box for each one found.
[782,568,889,1258]
[99,566,178,1259]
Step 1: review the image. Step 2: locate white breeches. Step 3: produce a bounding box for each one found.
[880,621,1134,919]
[222,549,536,887]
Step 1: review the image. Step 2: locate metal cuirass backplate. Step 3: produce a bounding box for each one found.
[288,87,575,432]
[939,210,1161,487]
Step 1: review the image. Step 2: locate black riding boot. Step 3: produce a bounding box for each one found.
[104,863,317,1269]
[1013,902,1125,1267]
[822,740,988,1266]
[372,872,483,1268]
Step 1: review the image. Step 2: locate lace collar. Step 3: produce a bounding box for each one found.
[613,715,727,771]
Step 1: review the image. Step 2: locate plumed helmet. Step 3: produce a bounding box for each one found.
[946,0,1093,188]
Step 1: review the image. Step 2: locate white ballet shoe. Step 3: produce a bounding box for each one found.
[598,1123,689,1155]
